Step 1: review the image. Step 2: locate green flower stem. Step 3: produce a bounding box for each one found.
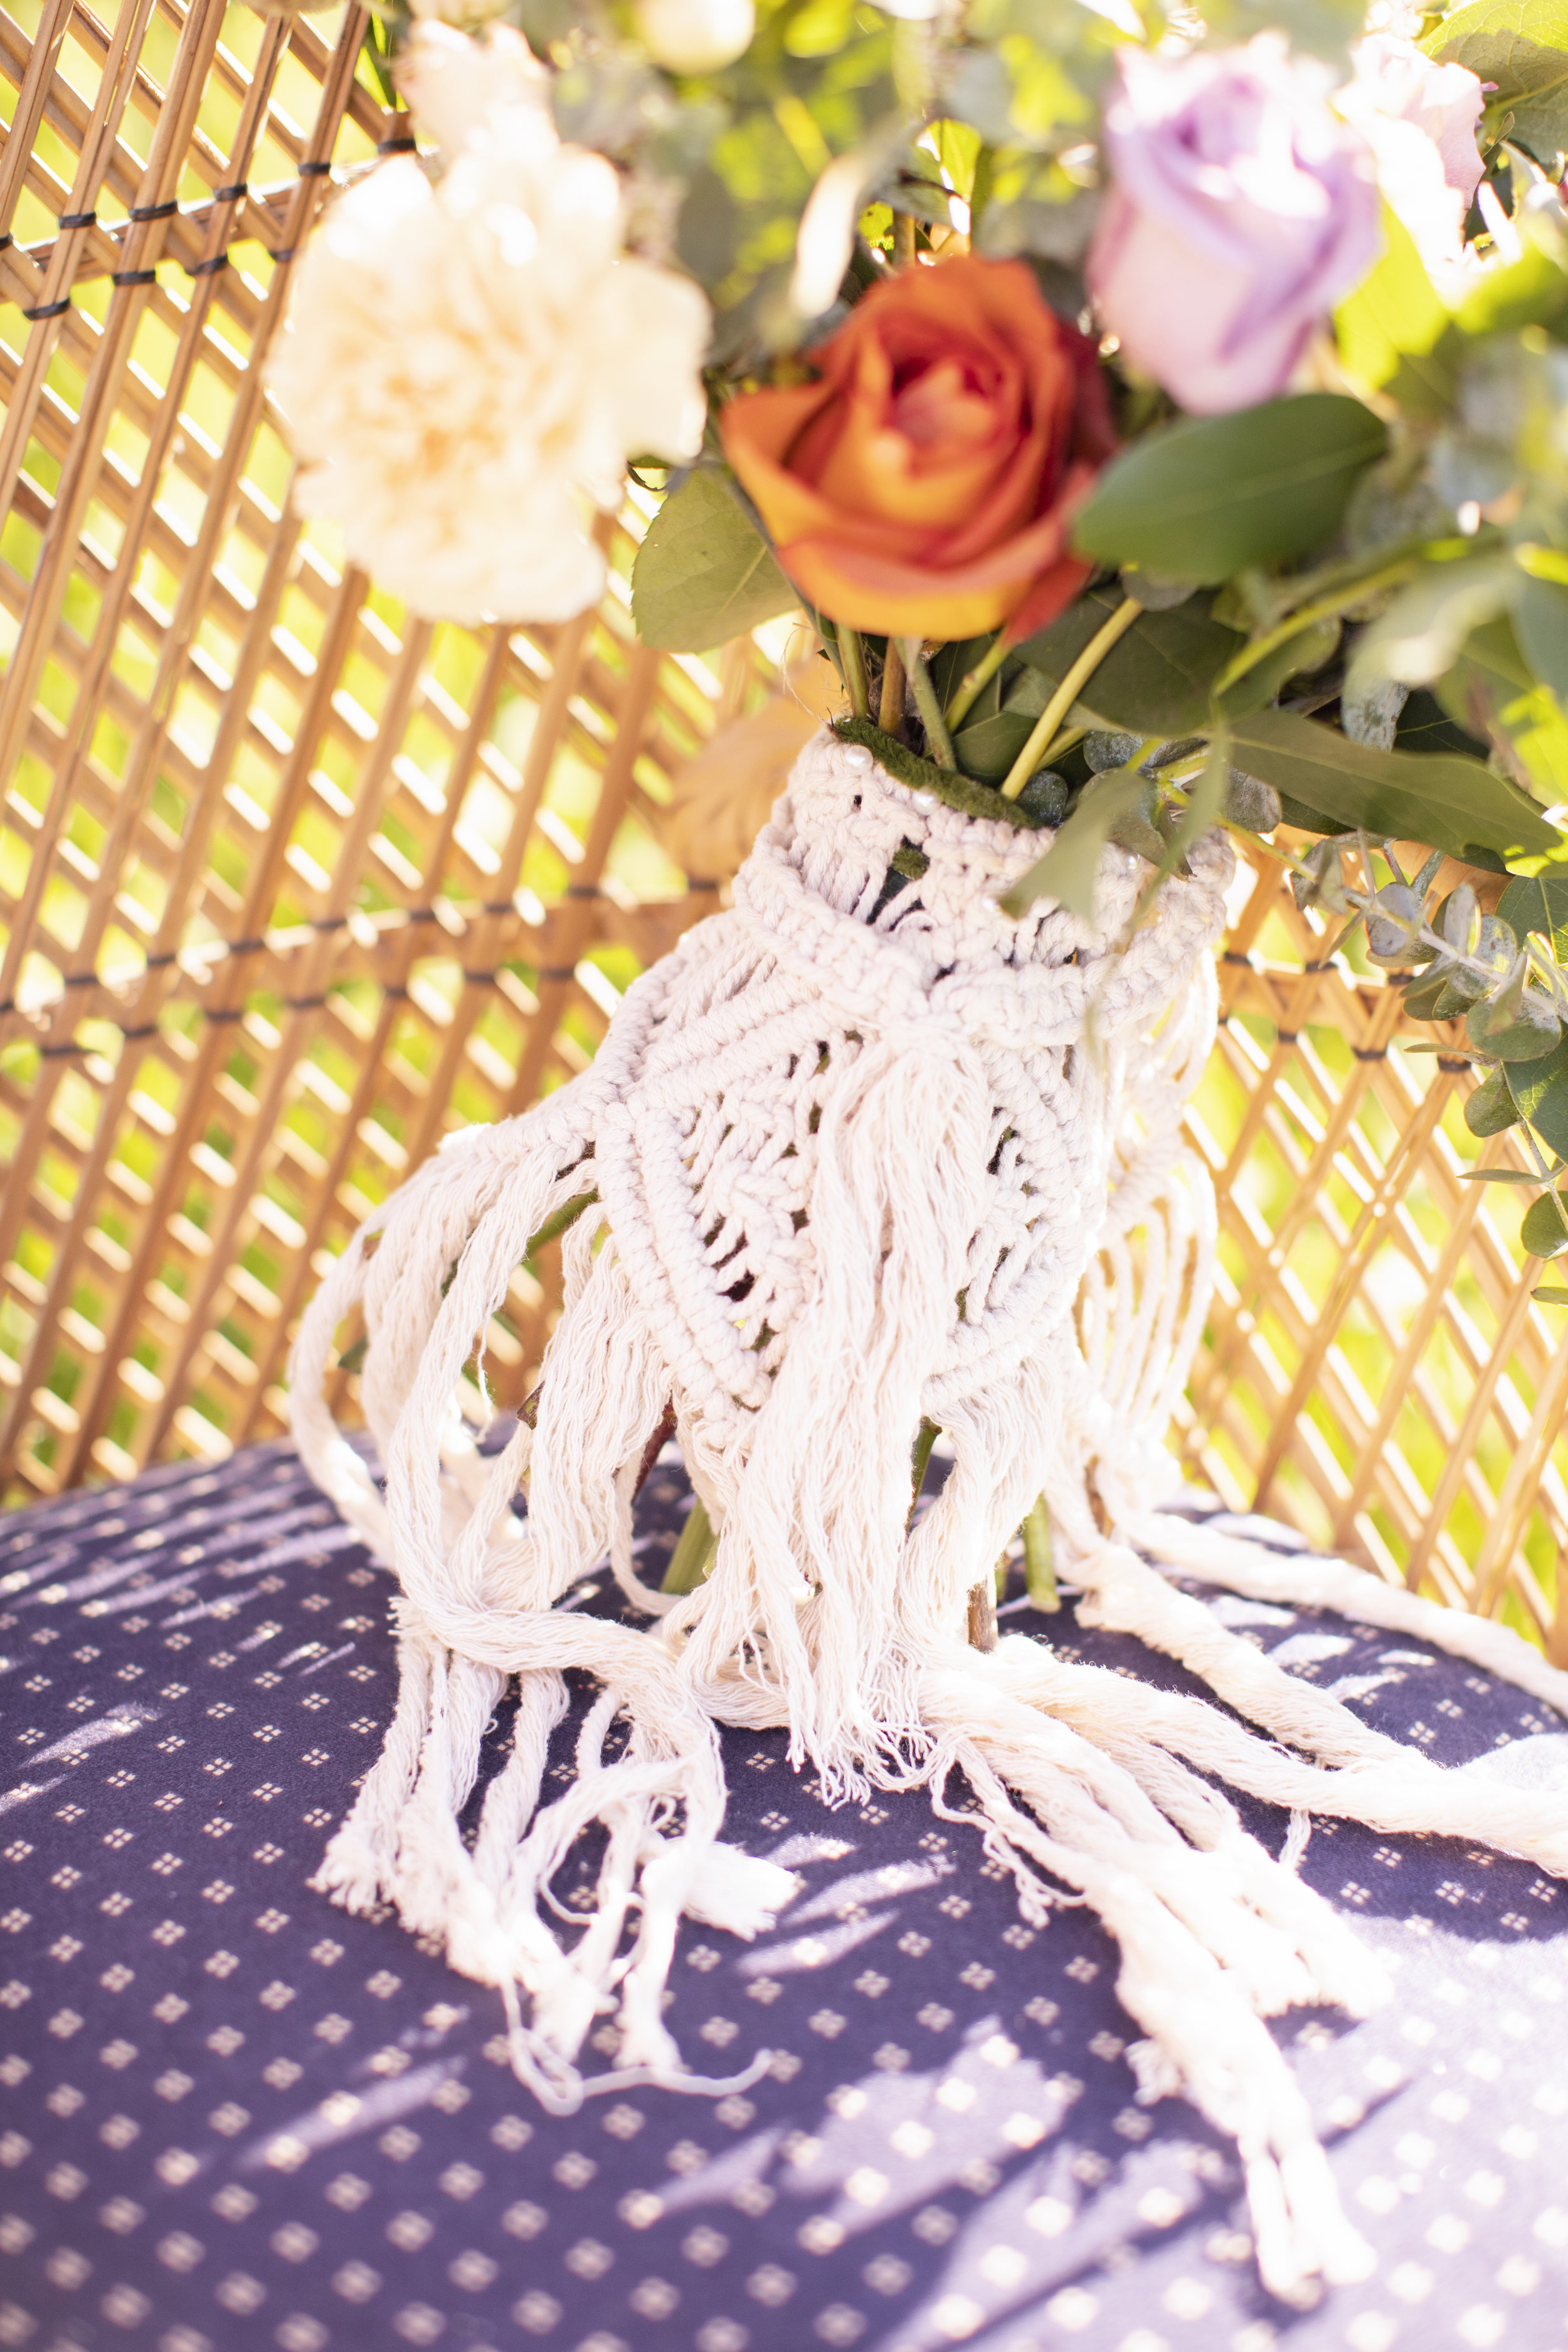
[839,625,869,721]
[524,1187,599,1260]
[943,634,1009,732]
[908,1416,940,1532]
[999,598,1144,801]
[1022,1495,1058,1611]
[1210,556,1419,702]
[662,1496,717,1594]
[901,638,956,767]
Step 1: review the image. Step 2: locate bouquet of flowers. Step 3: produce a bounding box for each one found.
[276,0,1568,2301]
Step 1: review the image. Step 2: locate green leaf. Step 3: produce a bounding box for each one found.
[1000,768,1150,921]
[631,468,798,652]
[1498,869,1568,958]
[1453,221,1568,337]
[675,166,739,286]
[1431,0,1568,171]
[1215,613,1341,718]
[1335,205,1454,406]
[1071,395,1389,583]
[952,706,1036,781]
[1521,1188,1568,1256]
[1458,1165,1549,1181]
[1347,554,1517,693]
[1438,616,1568,802]
[1010,588,1244,735]
[1225,706,1564,862]
[1465,1061,1524,1133]
[1507,1029,1568,1154]
[1532,1284,1568,1300]
[1515,575,1568,706]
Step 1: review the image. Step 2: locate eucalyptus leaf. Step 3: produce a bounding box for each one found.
[1071,395,1389,583]
[632,467,798,652]
[1226,706,1562,861]
[1458,1165,1549,1181]
[1533,1285,1568,1300]
[1000,770,1149,921]
[1431,0,1568,171]
[1010,589,1244,735]
[1521,1188,1568,1256]
[1402,967,1459,1019]
[1467,993,1562,1058]
[1465,1061,1523,1133]
[1206,0,1366,59]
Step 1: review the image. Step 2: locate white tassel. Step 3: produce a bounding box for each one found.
[291,729,1568,2297]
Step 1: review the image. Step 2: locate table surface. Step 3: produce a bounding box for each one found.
[2,1442,1567,2352]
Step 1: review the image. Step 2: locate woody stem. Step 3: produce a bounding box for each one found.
[999,596,1144,802]
[839,624,869,721]
[879,638,906,733]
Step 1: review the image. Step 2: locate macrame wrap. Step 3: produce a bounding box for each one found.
[291,731,1568,2302]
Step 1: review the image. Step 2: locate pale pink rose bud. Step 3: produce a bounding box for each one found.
[396,20,548,161]
[1345,34,1486,204]
[1088,37,1382,416]
[1338,33,1486,271]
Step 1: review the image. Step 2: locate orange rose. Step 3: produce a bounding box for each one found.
[720,255,1115,644]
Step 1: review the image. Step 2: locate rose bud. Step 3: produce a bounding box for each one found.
[1088,36,1381,416]
[719,254,1115,642]
[1337,33,1486,273]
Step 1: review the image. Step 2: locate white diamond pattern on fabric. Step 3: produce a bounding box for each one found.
[289,729,1568,2308]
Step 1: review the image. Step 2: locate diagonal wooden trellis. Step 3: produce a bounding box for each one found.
[1,0,1565,1666]
[1184,852,1568,1663]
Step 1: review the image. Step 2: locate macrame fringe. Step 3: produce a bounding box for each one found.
[291,733,1568,2302]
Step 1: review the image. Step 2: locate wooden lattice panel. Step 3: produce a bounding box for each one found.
[2,0,1565,1663]
[0,0,780,1496]
[1182,847,1568,1665]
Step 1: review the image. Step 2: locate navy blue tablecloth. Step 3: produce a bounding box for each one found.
[3,1442,1567,2352]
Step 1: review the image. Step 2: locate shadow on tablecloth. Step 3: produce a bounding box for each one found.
[1,1441,1566,2352]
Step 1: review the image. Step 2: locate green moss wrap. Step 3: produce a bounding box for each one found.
[831,717,1053,833]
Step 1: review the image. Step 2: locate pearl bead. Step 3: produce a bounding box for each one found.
[633,0,755,74]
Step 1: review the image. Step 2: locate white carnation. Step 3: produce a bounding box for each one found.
[267,110,710,625]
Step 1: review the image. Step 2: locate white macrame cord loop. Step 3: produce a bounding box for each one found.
[291,731,1568,2301]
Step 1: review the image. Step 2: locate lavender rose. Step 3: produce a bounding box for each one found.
[1088,38,1381,416]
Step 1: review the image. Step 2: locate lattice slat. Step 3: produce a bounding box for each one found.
[1182,848,1568,1661]
[0,0,780,1494]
